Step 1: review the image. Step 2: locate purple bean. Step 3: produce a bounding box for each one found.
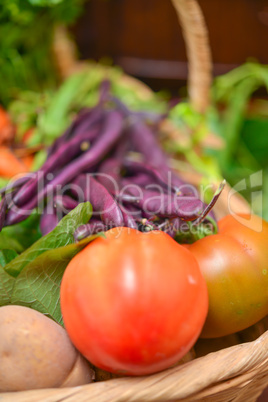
[13,125,100,207]
[113,135,132,159]
[109,95,131,116]
[122,159,179,193]
[99,79,111,104]
[53,195,78,212]
[0,197,7,231]
[0,176,31,196]
[40,209,59,235]
[143,193,204,220]
[47,106,103,157]
[11,176,39,208]
[97,158,122,194]
[12,110,124,214]
[1,82,220,234]
[133,110,166,124]
[5,204,35,226]
[127,119,168,169]
[124,186,204,220]
[74,174,124,227]
[72,109,103,138]
[74,210,137,241]
[120,202,155,221]
[120,173,153,188]
[74,220,106,241]
[125,158,194,196]
[42,110,124,196]
[120,203,143,220]
[119,207,138,229]
[115,193,141,203]
[47,124,73,158]
[124,119,193,195]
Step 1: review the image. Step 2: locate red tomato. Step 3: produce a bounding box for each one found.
[187,214,268,338]
[60,227,208,375]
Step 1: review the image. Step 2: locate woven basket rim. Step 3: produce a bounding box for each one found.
[2,327,268,401]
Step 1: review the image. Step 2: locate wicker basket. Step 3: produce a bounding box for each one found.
[2,0,268,401]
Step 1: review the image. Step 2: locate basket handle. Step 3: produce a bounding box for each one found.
[171,0,212,113]
[53,0,212,113]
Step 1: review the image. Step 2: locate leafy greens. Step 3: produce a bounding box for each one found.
[0,202,98,325]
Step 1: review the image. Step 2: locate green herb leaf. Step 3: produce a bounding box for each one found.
[0,178,9,189]
[10,236,98,325]
[38,72,88,141]
[0,250,19,267]
[0,265,16,307]
[0,202,96,325]
[1,213,41,251]
[4,202,92,278]
[0,233,24,254]
[28,0,64,6]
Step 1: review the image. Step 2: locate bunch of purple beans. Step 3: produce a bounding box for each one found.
[0,84,221,241]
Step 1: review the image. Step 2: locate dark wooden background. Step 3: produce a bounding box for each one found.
[72,0,268,93]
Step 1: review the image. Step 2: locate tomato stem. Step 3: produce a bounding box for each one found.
[174,216,218,244]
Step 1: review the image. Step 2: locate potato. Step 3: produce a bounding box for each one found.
[0,305,95,391]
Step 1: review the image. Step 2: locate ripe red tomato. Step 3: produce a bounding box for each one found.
[60,227,208,375]
[187,214,268,338]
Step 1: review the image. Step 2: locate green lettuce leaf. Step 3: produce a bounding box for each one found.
[0,233,24,254]
[10,236,98,325]
[0,202,98,324]
[0,250,18,306]
[4,202,92,277]
[0,250,19,267]
[1,213,42,251]
[0,265,16,307]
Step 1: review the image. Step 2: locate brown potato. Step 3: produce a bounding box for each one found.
[0,305,95,391]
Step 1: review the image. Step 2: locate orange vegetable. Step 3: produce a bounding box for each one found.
[0,146,28,178]
[0,107,15,145]
[0,107,10,130]
[21,154,34,171]
[22,128,35,144]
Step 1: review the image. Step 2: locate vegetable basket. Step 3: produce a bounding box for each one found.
[2,0,268,401]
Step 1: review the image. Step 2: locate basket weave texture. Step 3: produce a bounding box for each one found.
[2,1,268,401]
[2,330,268,401]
